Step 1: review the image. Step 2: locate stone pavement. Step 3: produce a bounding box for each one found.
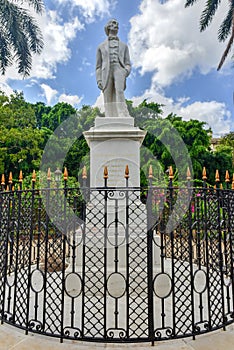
[1,323,234,350]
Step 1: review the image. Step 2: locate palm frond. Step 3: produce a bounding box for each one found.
[200,0,221,31]
[0,32,12,74]
[20,10,43,53]
[20,0,44,14]
[185,0,199,8]
[0,0,44,76]
[218,7,234,42]
[217,24,234,70]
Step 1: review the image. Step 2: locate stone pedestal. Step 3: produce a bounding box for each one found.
[82,115,147,271]
[83,116,146,187]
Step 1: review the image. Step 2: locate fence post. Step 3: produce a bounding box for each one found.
[103,166,108,339]
[147,165,154,345]
[25,170,36,335]
[187,167,195,339]
[216,170,226,330]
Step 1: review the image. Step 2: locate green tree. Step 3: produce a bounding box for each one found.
[41,102,76,131]
[185,0,234,69]
[201,150,232,184]
[217,131,234,167]
[0,91,47,176]
[32,101,52,128]
[128,101,212,183]
[39,104,101,183]
[0,0,44,76]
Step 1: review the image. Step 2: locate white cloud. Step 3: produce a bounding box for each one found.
[94,92,104,112]
[30,11,84,79]
[178,101,232,137]
[58,93,83,106]
[56,0,115,22]
[128,0,230,87]
[131,87,232,137]
[0,83,14,96]
[127,0,232,137]
[40,84,58,105]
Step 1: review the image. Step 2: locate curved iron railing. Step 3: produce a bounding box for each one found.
[0,180,234,344]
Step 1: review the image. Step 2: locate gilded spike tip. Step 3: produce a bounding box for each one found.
[202,167,207,181]
[82,166,87,179]
[8,172,13,184]
[225,170,230,182]
[104,166,108,179]
[19,170,23,183]
[169,166,174,179]
[232,174,234,190]
[187,167,191,181]
[32,170,36,182]
[64,167,68,181]
[148,165,153,179]
[215,169,220,182]
[125,165,129,179]
[47,168,51,181]
[1,174,5,186]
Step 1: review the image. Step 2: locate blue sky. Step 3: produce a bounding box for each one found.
[0,0,233,137]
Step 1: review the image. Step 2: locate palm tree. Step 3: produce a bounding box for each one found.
[185,0,234,70]
[0,0,44,77]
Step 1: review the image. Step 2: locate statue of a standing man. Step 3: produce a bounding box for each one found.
[96,19,131,118]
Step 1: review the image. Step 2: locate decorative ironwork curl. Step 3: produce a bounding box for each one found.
[63,327,81,339]
[107,328,126,339]
[3,312,13,322]
[194,321,209,333]
[107,190,126,200]
[155,327,173,339]
[28,319,43,331]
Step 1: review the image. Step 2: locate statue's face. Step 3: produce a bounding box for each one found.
[108,19,119,34]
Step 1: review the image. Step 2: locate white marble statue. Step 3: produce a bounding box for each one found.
[96,19,131,118]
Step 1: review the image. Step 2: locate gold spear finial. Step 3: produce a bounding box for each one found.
[32,170,36,182]
[104,166,108,179]
[169,166,174,179]
[187,167,191,181]
[148,165,153,179]
[1,174,5,186]
[215,169,220,182]
[232,174,234,190]
[64,167,68,181]
[47,168,51,181]
[8,172,13,184]
[19,170,23,183]
[202,167,207,180]
[82,166,87,179]
[220,183,223,190]
[125,165,129,179]
[225,170,230,183]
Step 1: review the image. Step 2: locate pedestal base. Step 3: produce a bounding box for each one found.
[83,116,146,187]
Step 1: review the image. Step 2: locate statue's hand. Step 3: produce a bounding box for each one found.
[125,68,130,77]
[97,81,103,90]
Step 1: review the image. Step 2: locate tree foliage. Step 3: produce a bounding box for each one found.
[0,91,232,186]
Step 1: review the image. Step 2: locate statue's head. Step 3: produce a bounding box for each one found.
[105,19,119,36]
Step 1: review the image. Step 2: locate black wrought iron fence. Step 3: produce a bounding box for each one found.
[0,167,234,344]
